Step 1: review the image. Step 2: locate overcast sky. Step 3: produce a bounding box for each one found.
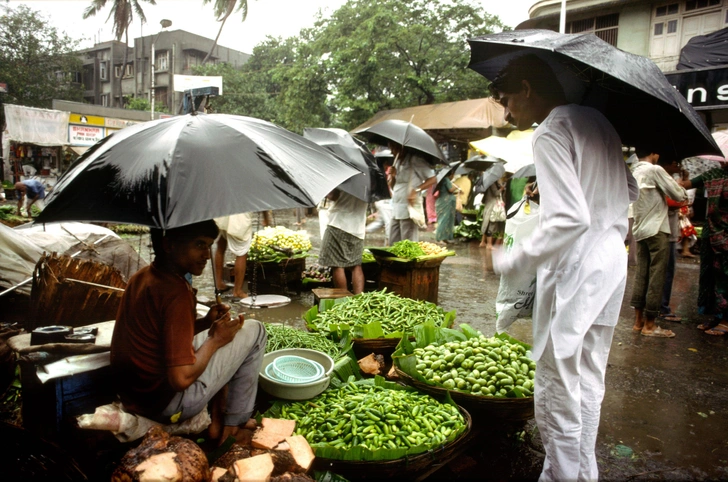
[9,0,535,54]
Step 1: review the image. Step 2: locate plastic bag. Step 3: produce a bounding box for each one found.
[495,198,540,332]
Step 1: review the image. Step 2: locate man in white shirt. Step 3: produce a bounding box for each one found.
[319,189,369,294]
[490,54,639,481]
[630,150,687,337]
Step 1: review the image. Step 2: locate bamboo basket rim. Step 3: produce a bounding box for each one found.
[394,365,534,407]
[313,404,472,467]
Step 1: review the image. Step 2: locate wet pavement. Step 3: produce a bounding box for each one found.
[127,209,727,480]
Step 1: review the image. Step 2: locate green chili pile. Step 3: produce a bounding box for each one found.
[389,240,426,259]
[279,381,466,452]
[264,323,347,359]
[310,289,448,335]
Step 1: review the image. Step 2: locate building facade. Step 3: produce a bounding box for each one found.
[521,0,728,127]
[77,29,249,115]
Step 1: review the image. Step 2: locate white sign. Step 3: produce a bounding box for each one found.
[69,125,105,146]
[4,104,70,145]
[173,75,223,94]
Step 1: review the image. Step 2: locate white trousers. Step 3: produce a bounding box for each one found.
[535,324,615,482]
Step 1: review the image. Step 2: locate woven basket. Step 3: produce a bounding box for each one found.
[394,366,534,421]
[311,405,473,480]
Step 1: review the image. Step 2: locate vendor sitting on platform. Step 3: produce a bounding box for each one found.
[110,220,267,444]
[14,179,45,217]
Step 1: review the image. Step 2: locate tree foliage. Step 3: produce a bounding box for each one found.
[0,4,84,109]
[195,0,504,132]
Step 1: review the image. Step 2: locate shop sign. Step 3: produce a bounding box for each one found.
[69,113,105,126]
[666,66,728,108]
[105,117,140,129]
[4,104,69,145]
[69,125,105,146]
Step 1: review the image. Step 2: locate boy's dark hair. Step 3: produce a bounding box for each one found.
[635,147,655,159]
[489,54,566,102]
[150,220,219,258]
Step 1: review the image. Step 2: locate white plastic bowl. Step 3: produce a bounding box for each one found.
[258,348,334,400]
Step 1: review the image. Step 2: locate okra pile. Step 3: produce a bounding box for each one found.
[264,323,347,360]
[310,289,447,335]
[414,336,537,397]
[279,382,466,453]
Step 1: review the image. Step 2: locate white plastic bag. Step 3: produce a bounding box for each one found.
[495,198,539,332]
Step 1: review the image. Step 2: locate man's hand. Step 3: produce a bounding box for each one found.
[209,310,244,347]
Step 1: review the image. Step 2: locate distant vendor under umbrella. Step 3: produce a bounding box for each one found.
[388,142,436,243]
[14,179,45,217]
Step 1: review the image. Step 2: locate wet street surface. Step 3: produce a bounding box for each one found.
[127,209,727,481]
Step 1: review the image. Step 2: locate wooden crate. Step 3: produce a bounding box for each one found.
[246,257,305,294]
[375,256,446,304]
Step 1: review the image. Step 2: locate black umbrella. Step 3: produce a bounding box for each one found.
[467,30,721,161]
[462,155,503,172]
[353,119,445,165]
[303,127,390,202]
[435,162,462,187]
[35,113,361,229]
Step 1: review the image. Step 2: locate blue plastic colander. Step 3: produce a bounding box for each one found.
[268,355,324,384]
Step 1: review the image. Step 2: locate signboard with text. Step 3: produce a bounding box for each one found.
[69,125,105,146]
[665,66,728,109]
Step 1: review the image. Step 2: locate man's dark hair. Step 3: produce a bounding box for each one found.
[635,147,655,159]
[150,220,219,259]
[489,54,566,102]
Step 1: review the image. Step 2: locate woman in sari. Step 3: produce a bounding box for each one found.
[435,171,460,244]
[682,166,728,335]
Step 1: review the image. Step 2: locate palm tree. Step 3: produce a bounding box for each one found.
[83,0,157,107]
[201,0,248,64]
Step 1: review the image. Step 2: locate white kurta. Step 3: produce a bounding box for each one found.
[495,104,639,361]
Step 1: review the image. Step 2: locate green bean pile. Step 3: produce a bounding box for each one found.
[264,323,347,359]
[389,240,425,259]
[311,289,447,335]
[414,336,536,397]
[279,381,466,453]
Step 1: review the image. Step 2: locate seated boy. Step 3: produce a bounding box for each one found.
[110,220,267,443]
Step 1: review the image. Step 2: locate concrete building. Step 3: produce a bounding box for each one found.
[78,29,249,114]
[520,0,728,127]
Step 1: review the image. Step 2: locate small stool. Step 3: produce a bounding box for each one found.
[312,288,352,305]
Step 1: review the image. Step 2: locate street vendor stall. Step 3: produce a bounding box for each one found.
[2,104,69,189]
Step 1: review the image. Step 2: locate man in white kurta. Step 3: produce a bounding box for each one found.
[490,54,639,481]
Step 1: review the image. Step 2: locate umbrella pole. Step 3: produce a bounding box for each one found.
[210,246,222,304]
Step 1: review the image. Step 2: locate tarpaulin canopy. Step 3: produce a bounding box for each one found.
[470,130,534,174]
[3,104,69,146]
[677,27,728,70]
[351,98,508,142]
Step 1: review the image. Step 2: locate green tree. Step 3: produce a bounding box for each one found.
[0,5,84,108]
[83,0,157,107]
[302,0,505,128]
[201,0,248,65]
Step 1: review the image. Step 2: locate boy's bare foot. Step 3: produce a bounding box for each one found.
[233,291,247,299]
[681,251,696,258]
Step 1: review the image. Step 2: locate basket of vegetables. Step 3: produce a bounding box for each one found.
[392,323,535,421]
[303,289,456,353]
[301,264,333,289]
[368,240,455,269]
[248,226,312,263]
[263,376,472,480]
[264,323,352,361]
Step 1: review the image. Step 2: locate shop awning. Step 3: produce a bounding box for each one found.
[351,98,508,143]
[3,104,69,146]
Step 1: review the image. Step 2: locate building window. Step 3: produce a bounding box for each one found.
[685,0,721,12]
[154,87,168,108]
[99,61,108,81]
[656,3,680,16]
[101,94,110,107]
[156,51,169,72]
[567,13,619,46]
[655,23,665,35]
[125,63,134,77]
[114,65,122,78]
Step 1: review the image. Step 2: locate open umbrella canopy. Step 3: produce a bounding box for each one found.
[35,114,361,229]
[435,162,462,187]
[303,127,389,203]
[353,119,445,165]
[467,30,721,161]
[512,164,537,179]
[461,154,505,172]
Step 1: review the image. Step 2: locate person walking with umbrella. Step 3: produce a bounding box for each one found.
[387,142,436,243]
[434,164,462,244]
[486,54,639,481]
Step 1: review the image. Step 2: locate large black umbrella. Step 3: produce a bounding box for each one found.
[35,114,361,229]
[467,30,721,161]
[462,155,503,172]
[303,127,390,202]
[353,119,445,165]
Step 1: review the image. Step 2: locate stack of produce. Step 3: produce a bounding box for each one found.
[304,289,455,339]
[249,226,312,263]
[361,250,375,263]
[301,264,332,283]
[417,241,449,256]
[266,377,467,461]
[388,240,425,259]
[412,336,536,397]
[264,323,351,360]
